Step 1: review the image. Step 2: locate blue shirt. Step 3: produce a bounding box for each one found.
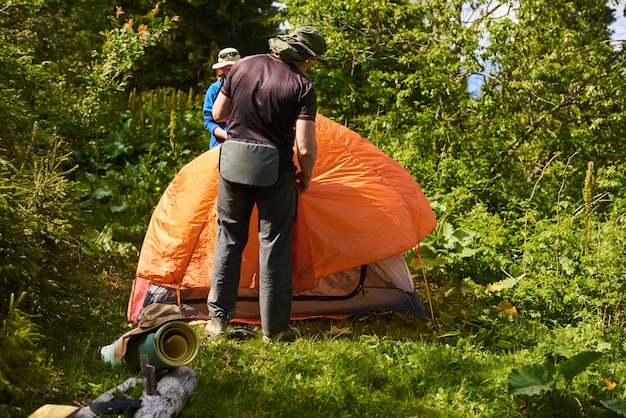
[203,77,228,149]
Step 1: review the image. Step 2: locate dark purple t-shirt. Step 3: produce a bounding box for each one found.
[220,54,317,160]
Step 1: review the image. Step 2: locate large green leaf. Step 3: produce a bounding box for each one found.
[591,386,626,417]
[600,400,626,417]
[508,362,556,397]
[558,351,603,381]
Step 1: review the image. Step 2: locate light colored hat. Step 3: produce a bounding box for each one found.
[212,47,241,69]
[113,303,193,360]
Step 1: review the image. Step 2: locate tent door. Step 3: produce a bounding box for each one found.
[237,265,367,302]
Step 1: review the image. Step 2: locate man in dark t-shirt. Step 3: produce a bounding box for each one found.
[206,26,329,343]
[221,53,318,172]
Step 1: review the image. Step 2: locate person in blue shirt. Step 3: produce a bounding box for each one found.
[203,47,241,149]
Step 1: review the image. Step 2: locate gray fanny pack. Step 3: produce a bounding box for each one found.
[219,140,280,187]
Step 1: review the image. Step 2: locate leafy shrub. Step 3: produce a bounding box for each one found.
[504,165,626,329]
[509,349,626,416]
[0,293,50,403]
[419,191,518,287]
[0,140,78,311]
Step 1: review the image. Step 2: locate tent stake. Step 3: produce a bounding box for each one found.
[140,354,156,395]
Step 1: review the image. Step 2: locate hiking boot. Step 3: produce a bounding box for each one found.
[205,316,229,338]
[262,326,298,343]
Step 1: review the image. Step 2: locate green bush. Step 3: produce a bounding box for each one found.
[0,141,78,311]
[0,293,50,403]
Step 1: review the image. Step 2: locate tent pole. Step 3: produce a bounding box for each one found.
[415,243,434,321]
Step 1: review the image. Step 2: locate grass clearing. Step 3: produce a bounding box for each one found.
[35,311,620,418]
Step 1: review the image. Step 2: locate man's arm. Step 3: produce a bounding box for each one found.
[212,91,232,123]
[294,119,317,192]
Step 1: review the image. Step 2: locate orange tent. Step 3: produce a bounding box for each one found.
[128,115,436,323]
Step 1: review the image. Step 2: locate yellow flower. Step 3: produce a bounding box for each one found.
[498,300,517,315]
[486,282,503,293]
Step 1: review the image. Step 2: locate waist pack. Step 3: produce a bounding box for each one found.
[219,140,280,187]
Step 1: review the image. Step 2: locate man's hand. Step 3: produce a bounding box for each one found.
[213,126,228,141]
[295,170,311,192]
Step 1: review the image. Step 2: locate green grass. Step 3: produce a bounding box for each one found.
[189,329,515,417]
[26,312,619,418]
[11,269,622,418]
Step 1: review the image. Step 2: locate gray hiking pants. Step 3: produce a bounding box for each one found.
[207,169,297,337]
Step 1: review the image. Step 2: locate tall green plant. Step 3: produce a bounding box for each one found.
[0,293,50,403]
[75,86,207,246]
[0,136,77,309]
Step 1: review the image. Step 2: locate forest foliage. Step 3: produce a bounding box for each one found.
[1,0,625,416]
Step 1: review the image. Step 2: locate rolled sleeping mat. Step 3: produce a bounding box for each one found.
[124,321,199,372]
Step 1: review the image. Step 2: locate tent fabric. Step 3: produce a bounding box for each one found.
[128,115,436,323]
